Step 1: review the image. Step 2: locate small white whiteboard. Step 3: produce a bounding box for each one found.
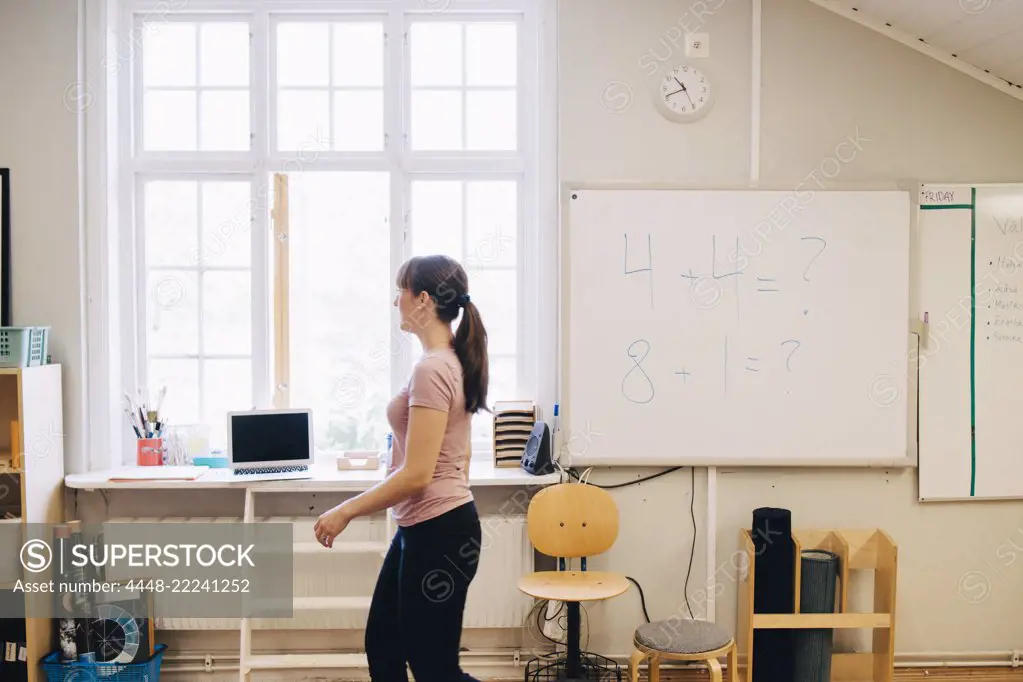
[918,184,1023,500]
[562,188,911,466]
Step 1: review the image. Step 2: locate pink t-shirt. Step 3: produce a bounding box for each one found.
[386,348,474,526]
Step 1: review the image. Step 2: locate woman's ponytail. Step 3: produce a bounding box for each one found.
[397,254,491,414]
[454,300,489,414]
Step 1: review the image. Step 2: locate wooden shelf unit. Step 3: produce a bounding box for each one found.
[0,365,65,682]
[737,527,897,682]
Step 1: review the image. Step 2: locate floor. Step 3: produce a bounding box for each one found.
[646,671,1023,681]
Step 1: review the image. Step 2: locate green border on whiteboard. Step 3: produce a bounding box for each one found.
[920,192,977,495]
[969,187,977,497]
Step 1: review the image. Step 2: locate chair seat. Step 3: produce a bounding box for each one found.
[518,571,630,602]
[634,619,733,655]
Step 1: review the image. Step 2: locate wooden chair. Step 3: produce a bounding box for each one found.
[629,618,737,682]
[518,483,631,681]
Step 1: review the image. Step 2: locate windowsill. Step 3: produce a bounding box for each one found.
[65,459,561,491]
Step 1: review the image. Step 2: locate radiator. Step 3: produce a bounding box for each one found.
[103,514,534,631]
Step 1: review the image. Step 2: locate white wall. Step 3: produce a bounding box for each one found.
[562,0,1023,657]
[12,0,1023,667]
[0,0,85,473]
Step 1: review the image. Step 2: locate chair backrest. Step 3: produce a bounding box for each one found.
[526,483,619,558]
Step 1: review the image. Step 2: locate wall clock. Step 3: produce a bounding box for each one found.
[655,64,713,122]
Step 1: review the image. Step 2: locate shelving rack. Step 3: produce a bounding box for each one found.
[237,486,394,681]
[0,365,65,682]
[736,527,897,682]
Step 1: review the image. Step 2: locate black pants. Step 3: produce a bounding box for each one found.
[366,501,482,682]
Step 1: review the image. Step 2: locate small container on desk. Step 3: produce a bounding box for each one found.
[41,643,167,682]
[0,326,50,368]
[136,438,164,466]
[492,400,536,468]
[338,451,381,470]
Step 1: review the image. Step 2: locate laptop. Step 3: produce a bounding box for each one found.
[222,408,315,482]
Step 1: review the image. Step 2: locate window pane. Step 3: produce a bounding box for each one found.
[277,23,329,87]
[472,356,517,445]
[147,270,199,356]
[466,23,517,87]
[277,90,331,151]
[488,356,519,405]
[200,90,250,151]
[203,271,251,355]
[334,23,384,87]
[201,182,251,267]
[410,23,462,87]
[148,359,200,426]
[472,355,517,439]
[411,181,463,259]
[144,91,197,151]
[286,172,391,455]
[203,359,252,447]
[333,90,383,151]
[146,181,198,267]
[466,181,517,269]
[471,269,516,355]
[200,23,249,87]
[143,22,196,87]
[411,90,462,151]
[467,90,516,150]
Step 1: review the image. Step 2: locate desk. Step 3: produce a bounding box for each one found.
[65,459,558,676]
[65,460,561,491]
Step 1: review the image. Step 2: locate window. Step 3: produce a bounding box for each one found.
[125,2,539,461]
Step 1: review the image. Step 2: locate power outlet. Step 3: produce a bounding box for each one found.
[1012,649,1020,667]
[686,32,710,58]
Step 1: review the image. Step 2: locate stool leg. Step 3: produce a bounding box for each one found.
[706,658,723,682]
[648,654,660,682]
[628,649,646,682]
[727,643,738,682]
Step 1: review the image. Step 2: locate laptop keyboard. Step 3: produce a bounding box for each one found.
[235,465,309,475]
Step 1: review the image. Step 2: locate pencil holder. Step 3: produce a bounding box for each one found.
[137,438,164,466]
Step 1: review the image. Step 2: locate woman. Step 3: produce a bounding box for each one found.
[314,254,489,682]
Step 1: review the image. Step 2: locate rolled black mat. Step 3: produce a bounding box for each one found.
[794,550,839,682]
[751,508,795,682]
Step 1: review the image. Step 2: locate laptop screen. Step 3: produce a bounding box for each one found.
[230,412,311,464]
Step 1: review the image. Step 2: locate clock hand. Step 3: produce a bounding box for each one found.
[673,77,696,107]
[665,88,684,97]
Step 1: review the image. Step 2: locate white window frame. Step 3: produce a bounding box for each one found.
[82,0,556,470]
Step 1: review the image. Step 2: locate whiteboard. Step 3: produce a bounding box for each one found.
[918,184,1023,500]
[563,188,911,466]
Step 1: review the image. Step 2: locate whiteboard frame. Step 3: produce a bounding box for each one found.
[916,182,1023,502]
[558,181,919,469]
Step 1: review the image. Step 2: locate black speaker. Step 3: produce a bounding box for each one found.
[521,421,553,475]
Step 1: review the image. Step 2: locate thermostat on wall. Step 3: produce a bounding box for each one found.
[686,32,710,58]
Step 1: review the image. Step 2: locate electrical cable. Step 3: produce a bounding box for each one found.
[578,467,593,484]
[683,466,695,619]
[535,599,561,646]
[569,466,697,620]
[566,466,682,489]
[626,576,651,623]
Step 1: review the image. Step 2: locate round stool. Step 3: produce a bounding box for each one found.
[629,619,738,682]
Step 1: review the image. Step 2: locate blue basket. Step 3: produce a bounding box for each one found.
[41,644,166,682]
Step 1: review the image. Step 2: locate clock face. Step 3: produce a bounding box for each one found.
[659,65,711,120]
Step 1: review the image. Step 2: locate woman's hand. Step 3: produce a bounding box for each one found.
[313,505,351,548]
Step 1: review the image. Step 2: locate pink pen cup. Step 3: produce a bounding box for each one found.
[137,438,164,466]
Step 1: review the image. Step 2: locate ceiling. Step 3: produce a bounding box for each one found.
[806,0,1023,101]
